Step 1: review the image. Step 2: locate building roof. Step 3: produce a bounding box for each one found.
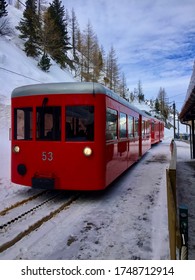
[180,61,195,122]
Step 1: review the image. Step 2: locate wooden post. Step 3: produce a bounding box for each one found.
[166,169,176,259]
[166,140,177,259]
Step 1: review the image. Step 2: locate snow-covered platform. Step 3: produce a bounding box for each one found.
[176,142,195,260]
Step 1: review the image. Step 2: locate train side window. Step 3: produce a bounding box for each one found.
[146,120,150,134]
[106,108,118,141]
[134,118,139,137]
[14,108,32,140]
[120,112,127,138]
[36,106,61,141]
[65,106,94,141]
[128,115,134,138]
[151,122,155,132]
[142,120,145,136]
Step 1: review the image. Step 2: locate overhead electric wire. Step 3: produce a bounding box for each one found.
[0,67,41,83]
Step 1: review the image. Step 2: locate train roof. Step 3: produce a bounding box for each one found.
[12,82,107,97]
[12,82,144,114]
[141,110,164,123]
[12,82,164,122]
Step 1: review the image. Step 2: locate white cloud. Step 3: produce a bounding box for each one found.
[64,0,195,110]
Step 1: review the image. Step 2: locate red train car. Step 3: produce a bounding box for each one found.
[11,82,163,191]
[150,117,164,145]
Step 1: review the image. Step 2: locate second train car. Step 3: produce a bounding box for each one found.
[11,82,164,190]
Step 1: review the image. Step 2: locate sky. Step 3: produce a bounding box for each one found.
[63,0,195,111]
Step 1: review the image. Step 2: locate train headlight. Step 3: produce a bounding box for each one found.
[13,145,20,153]
[83,147,92,157]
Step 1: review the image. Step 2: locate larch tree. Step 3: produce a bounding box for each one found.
[92,36,103,82]
[70,8,79,59]
[157,87,169,121]
[106,46,120,92]
[81,21,97,81]
[137,80,144,103]
[42,8,61,56]
[155,98,160,113]
[119,72,128,100]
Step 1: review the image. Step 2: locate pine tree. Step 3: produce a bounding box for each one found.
[46,0,71,68]
[16,0,41,57]
[0,0,8,18]
[0,0,13,37]
[38,51,51,71]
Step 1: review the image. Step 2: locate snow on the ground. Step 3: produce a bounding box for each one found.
[176,144,195,260]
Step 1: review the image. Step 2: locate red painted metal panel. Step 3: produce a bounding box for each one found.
[12,93,106,190]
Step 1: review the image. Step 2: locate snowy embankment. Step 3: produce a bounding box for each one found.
[0,5,76,105]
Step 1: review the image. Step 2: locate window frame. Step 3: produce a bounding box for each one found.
[14,107,33,140]
[106,107,118,141]
[36,106,61,141]
[65,105,94,142]
[119,112,127,139]
[128,115,134,138]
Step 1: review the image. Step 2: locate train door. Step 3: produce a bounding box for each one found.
[127,115,139,167]
[118,112,128,170]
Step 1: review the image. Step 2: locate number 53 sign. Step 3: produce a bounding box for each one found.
[42,152,54,161]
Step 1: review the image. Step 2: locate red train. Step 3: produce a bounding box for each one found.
[11,82,164,190]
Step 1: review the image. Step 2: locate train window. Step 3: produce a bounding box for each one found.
[128,116,134,138]
[142,120,145,136]
[36,106,61,141]
[119,112,127,138]
[134,118,139,137]
[65,106,94,141]
[151,122,155,132]
[14,108,32,140]
[106,108,118,141]
[146,121,150,134]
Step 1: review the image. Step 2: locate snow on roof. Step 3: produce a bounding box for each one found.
[180,61,195,121]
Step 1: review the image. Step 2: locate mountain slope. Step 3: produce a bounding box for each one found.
[0,5,75,104]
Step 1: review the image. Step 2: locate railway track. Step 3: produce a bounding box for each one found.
[0,190,48,216]
[0,191,80,253]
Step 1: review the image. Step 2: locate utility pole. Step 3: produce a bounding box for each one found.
[173,102,176,139]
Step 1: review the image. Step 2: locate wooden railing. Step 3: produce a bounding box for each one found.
[166,139,178,259]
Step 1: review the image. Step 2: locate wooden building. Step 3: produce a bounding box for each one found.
[179,61,195,158]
